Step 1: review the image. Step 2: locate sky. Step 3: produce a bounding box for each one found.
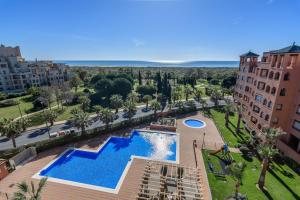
[0,0,300,61]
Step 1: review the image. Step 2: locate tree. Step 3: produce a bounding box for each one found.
[171,87,181,103]
[127,92,138,103]
[39,87,54,109]
[69,75,81,92]
[229,162,246,199]
[112,78,133,99]
[18,117,30,132]
[99,108,115,129]
[221,73,237,89]
[235,104,242,134]
[0,92,5,101]
[210,88,222,106]
[143,95,152,111]
[43,110,57,126]
[77,69,88,82]
[155,72,162,93]
[136,85,156,97]
[193,88,203,102]
[110,95,123,113]
[78,95,90,111]
[183,85,192,101]
[257,128,285,189]
[71,108,89,134]
[94,79,113,99]
[200,98,208,111]
[150,101,161,118]
[12,177,47,200]
[138,70,142,85]
[123,100,136,121]
[224,99,234,127]
[0,118,22,148]
[94,105,103,118]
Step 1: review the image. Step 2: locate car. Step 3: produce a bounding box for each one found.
[49,132,58,138]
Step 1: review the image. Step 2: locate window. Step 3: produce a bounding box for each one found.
[276,104,283,110]
[266,85,270,93]
[272,117,278,124]
[292,120,300,131]
[296,105,300,114]
[271,87,276,95]
[283,73,290,81]
[280,88,286,96]
[253,105,260,113]
[265,114,269,121]
[258,124,262,130]
[268,101,272,108]
[269,71,274,79]
[257,82,266,90]
[251,116,258,124]
[274,72,280,80]
[255,94,263,103]
[260,69,268,77]
[263,99,267,106]
[260,112,264,118]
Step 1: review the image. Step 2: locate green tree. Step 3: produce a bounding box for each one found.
[112,78,133,99]
[171,87,181,104]
[193,88,203,102]
[138,70,142,85]
[71,108,89,135]
[99,108,115,129]
[235,104,242,134]
[127,92,138,103]
[183,85,193,101]
[69,75,81,92]
[143,95,152,111]
[224,99,234,127]
[136,85,156,97]
[0,118,22,148]
[210,88,222,106]
[229,162,246,199]
[43,110,57,126]
[78,95,90,111]
[150,101,161,118]
[200,98,207,111]
[94,79,113,99]
[123,100,136,121]
[110,94,123,113]
[12,177,47,200]
[257,128,285,189]
[155,71,162,93]
[93,105,103,118]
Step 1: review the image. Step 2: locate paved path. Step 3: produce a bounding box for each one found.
[0,98,228,151]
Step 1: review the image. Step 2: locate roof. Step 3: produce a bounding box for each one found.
[240,51,259,57]
[270,43,300,54]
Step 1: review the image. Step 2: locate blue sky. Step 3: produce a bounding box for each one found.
[0,0,300,61]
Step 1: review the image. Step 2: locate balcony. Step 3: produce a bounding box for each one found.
[277,139,300,164]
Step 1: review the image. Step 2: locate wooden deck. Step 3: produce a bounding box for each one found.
[0,112,224,200]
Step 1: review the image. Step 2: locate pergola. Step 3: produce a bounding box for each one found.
[136,161,204,200]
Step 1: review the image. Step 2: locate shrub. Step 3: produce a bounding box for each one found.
[0,92,6,101]
[0,99,19,107]
[239,146,250,154]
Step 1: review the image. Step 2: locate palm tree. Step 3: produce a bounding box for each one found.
[199,98,207,111]
[171,90,181,104]
[235,104,242,134]
[93,105,103,118]
[99,108,114,130]
[123,100,137,121]
[229,162,246,199]
[143,95,152,111]
[78,95,90,112]
[18,117,30,132]
[127,92,138,103]
[12,177,47,200]
[210,88,222,106]
[224,99,234,127]
[183,85,192,101]
[110,94,123,113]
[71,108,89,135]
[0,118,22,148]
[43,110,57,126]
[194,88,203,102]
[257,127,285,189]
[150,101,161,118]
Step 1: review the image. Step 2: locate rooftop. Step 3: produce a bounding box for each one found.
[270,43,300,54]
[240,51,259,57]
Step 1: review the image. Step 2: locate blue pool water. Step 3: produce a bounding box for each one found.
[39,130,177,189]
[184,119,206,128]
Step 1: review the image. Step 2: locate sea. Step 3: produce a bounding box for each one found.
[54,60,239,68]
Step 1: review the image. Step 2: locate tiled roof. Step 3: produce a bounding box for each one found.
[270,43,300,54]
[240,51,259,57]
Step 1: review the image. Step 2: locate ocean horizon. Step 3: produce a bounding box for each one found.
[54,60,239,68]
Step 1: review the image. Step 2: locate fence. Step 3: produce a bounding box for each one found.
[9,147,37,169]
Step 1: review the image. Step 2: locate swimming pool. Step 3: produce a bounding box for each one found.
[183,119,206,128]
[34,130,178,193]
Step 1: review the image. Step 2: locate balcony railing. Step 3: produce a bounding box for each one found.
[277,139,300,164]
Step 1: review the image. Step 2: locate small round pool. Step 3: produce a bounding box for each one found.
[183,119,206,128]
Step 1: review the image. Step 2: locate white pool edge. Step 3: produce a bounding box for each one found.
[32,129,180,194]
[183,118,207,128]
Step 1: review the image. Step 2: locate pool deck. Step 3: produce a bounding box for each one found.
[0,112,224,200]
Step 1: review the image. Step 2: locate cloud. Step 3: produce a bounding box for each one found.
[132,38,145,47]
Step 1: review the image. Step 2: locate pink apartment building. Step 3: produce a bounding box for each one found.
[234,43,300,164]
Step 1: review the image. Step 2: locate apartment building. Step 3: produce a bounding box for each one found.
[234,43,300,164]
[0,45,70,93]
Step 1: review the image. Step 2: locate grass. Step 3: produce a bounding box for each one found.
[202,150,300,200]
[209,108,249,147]
[0,95,34,119]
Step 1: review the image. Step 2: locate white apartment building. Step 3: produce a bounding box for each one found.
[0,45,70,93]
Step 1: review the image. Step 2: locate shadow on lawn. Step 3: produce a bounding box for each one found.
[269,169,300,200]
[262,188,274,200]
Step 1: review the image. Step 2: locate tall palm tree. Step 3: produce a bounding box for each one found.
[93,105,103,118]
[127,92,138,104]
[194,88,203,102]
[123,100,137,121]
[229,162,246,199]
[183,85,192,101]
[224,99,234,127]
[71,108,89,135]
[210,88,222,106]
[43,110,57,126]
[143,95,152,111]
[12,177,47,200]
[99,108,114,130]
[110,94,123,113]
[257,127,285,189]
[235,104,242,134]
[0,118,22,148]
[199,98,207,111]
[150,101,161,118]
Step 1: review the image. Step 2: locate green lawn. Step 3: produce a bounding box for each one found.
[210,108,249,147]
[202,150,300,200]
[0,95,34,119]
